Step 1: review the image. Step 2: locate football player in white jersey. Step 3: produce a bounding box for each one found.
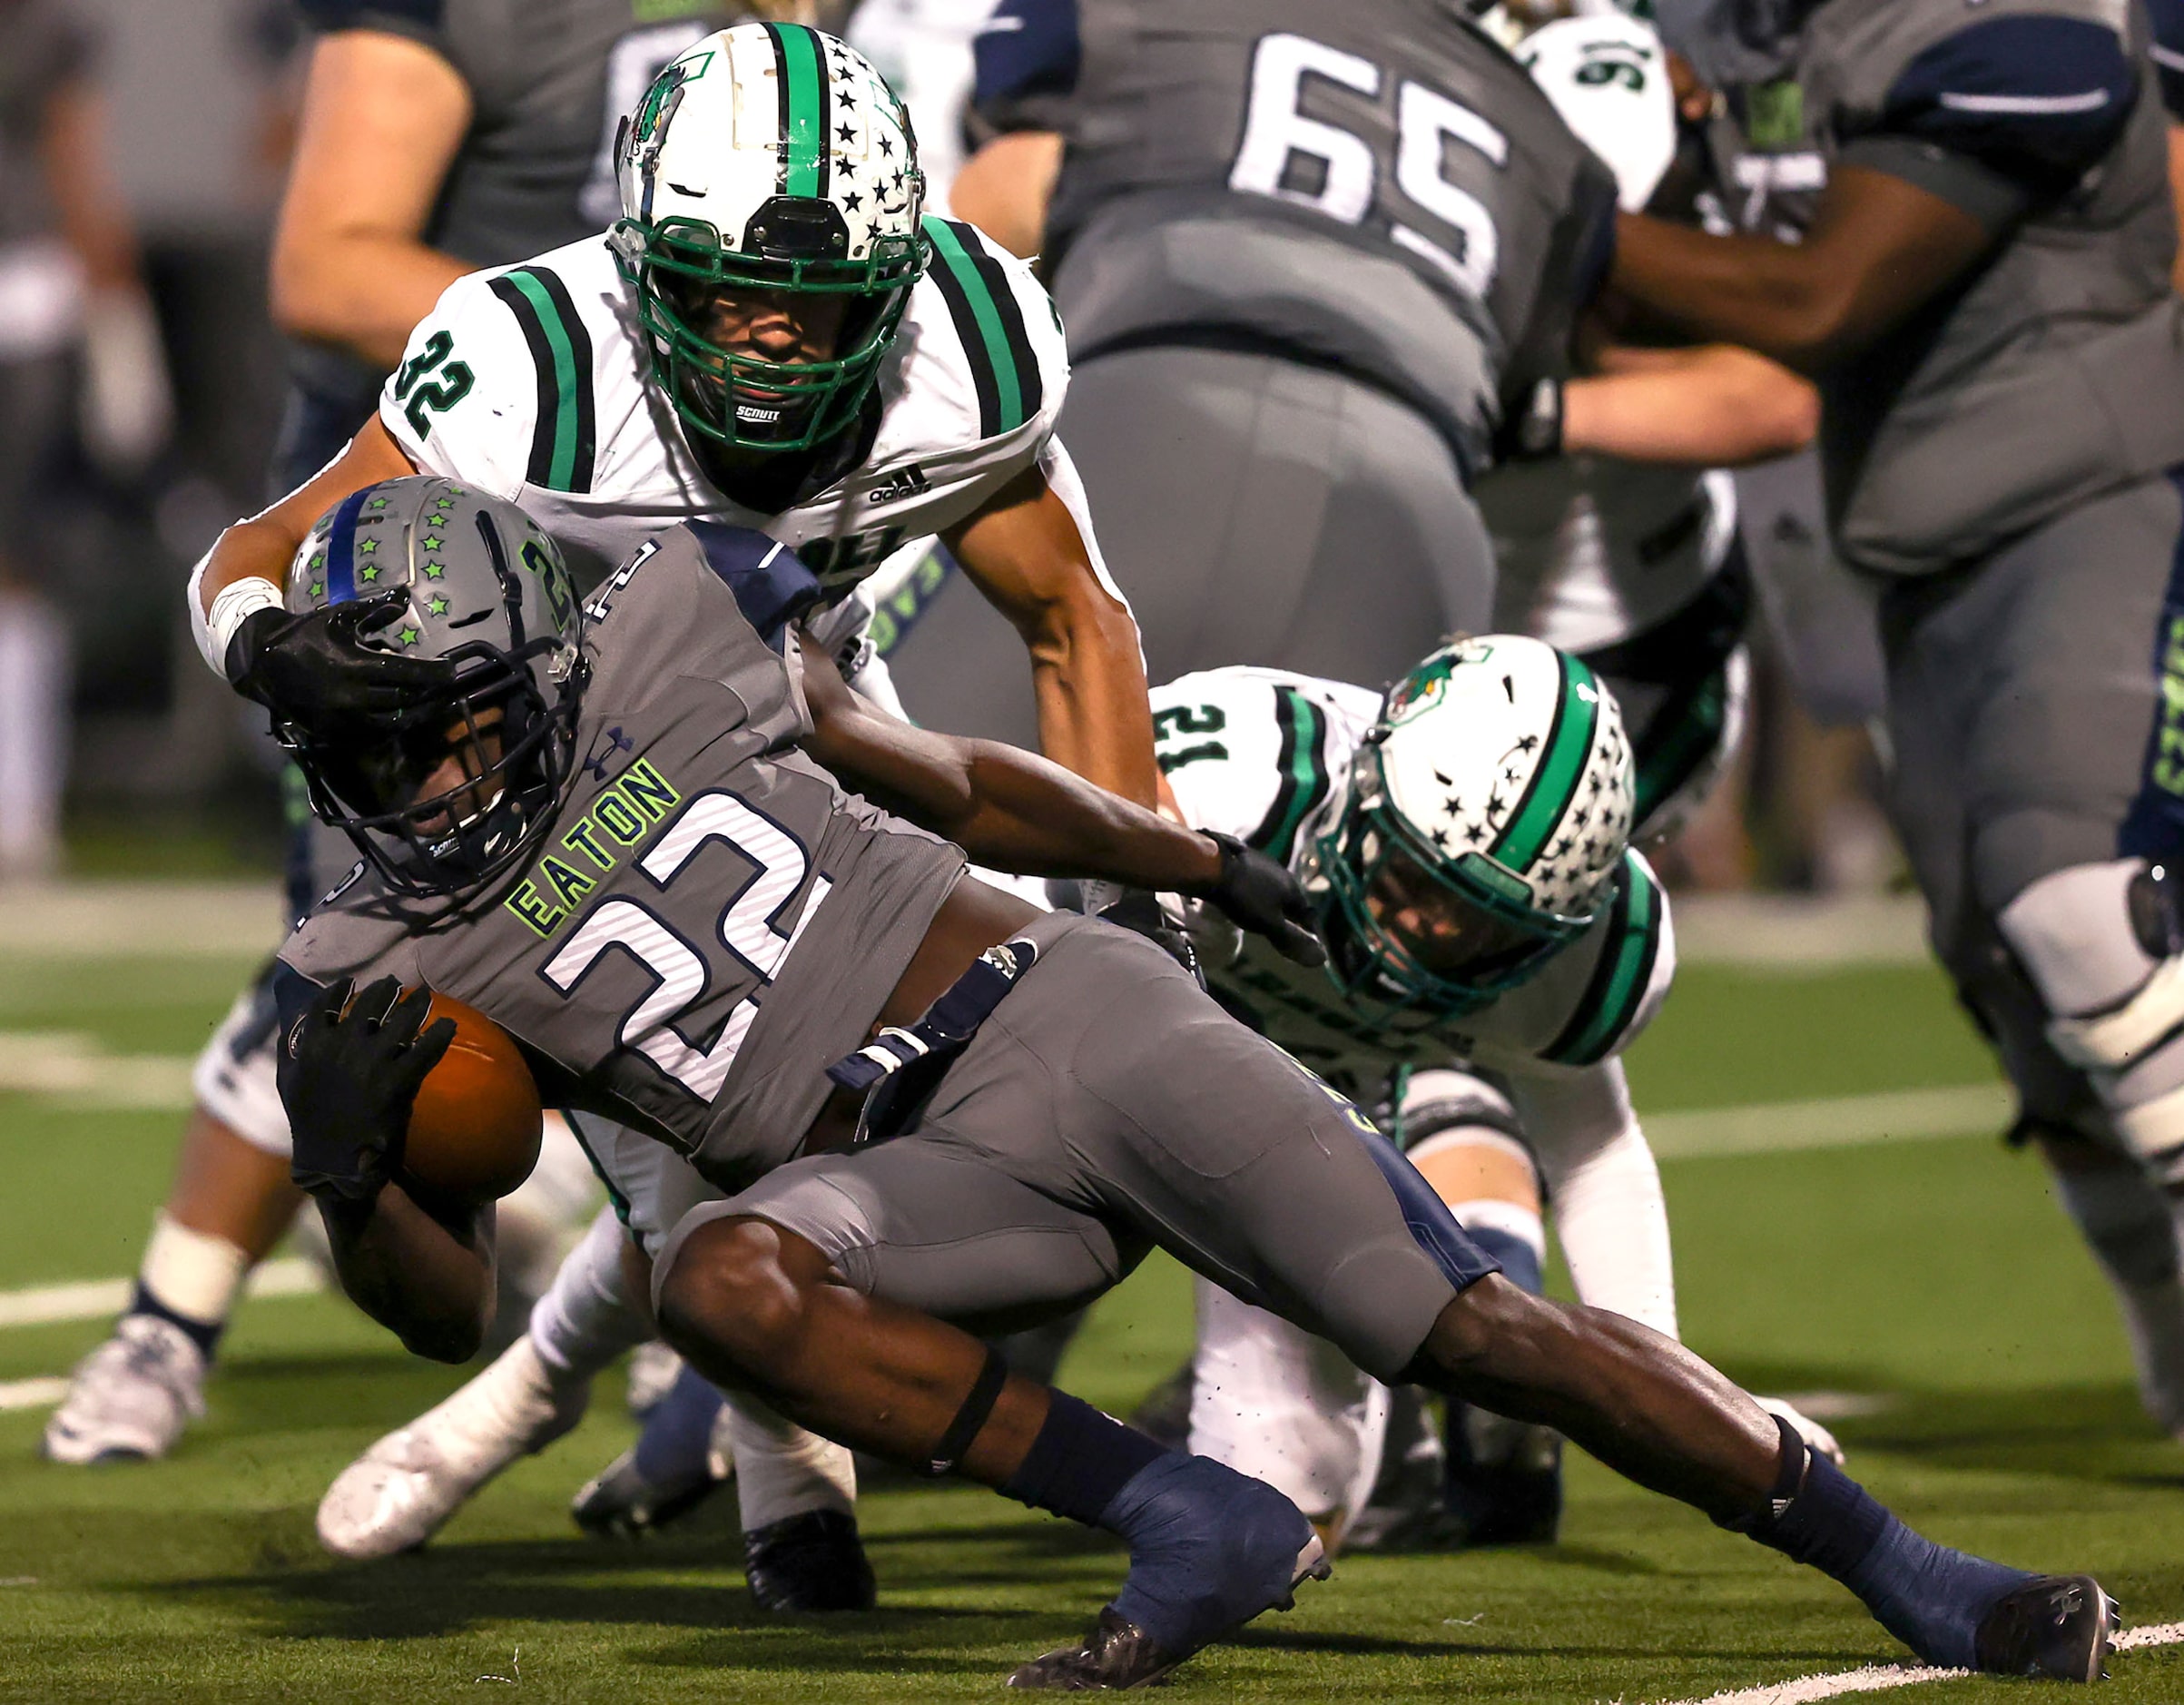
[1150,638,1835,1551]
[182,22,1162,1604]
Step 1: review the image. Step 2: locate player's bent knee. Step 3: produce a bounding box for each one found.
[653,1214,822,1388]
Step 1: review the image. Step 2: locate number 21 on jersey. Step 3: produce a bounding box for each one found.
[1228,33,1507,298]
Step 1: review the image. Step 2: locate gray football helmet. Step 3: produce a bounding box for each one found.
[277,477,585,898]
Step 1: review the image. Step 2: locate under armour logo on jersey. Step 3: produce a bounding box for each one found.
[865,465,930,505]
[582,726,635,782]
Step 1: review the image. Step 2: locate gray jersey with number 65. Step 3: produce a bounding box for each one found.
[278,524,966,1192]
[978,0,1618,471]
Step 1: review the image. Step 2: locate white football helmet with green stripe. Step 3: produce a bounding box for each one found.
[611,23,926,453]
[1315,636,1635,1012]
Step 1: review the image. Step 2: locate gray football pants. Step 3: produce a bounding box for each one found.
[656,912,1497,1383]
[1879,470,2184,1137]
[880,344,1496,747]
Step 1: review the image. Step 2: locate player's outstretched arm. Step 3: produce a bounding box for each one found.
[188,418,431,712]
[1562,342,1818,466]
[943,459,1161,809]
[797,635,1323,962]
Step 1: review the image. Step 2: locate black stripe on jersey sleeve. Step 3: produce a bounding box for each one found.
[925,231,1003,437]
[488,267,596,493]
[952,222,1043,426]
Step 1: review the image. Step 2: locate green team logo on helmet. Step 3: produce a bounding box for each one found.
[1313,637,1635,1018]
[610,24,927,455]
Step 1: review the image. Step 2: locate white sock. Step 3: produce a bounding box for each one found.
[723,1395,858,1533]
[527,1206,650,1384]
[2051,1163,2184,1434]
[1444,1197,1547,1271]
[0,593,66,880]
[138,1212,250,1327]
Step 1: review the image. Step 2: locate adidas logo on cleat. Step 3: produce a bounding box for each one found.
[866,465,930,505]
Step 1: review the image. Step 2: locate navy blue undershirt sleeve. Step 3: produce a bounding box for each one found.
[295,0,447,52]
[971,0,1080,133]
[1837,14,2138,229]
[2150,0,2184,118]
[684,521,822,655]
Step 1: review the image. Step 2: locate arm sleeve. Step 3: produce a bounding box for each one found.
[1511,1061,1679,1339]
[1837,13,2140,228]
[971,0,1081,135]
[376,270,536,498]
[2150,0,2184,119]
[296,0,448,55]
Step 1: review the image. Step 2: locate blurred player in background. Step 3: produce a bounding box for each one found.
[893,0,1818,760]
[892,0,1620,730]
[1612,0,2184,1449]
[0,0,171,883]
[44,0,755,1469]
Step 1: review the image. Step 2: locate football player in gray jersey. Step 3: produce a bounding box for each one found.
[43,0,754,1473]
[269,480,2110,1690]
[1615,0,2184,1454]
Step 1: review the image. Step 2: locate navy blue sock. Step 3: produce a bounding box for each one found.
[634,1364,727,1486]
[1459,1219,1544,1296]
[1743,1425,2028,1667]
[128,1281,221,1362]
[1000,1391,1166,1528]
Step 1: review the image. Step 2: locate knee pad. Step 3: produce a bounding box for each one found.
[189,981,291,1158]
[1398,1069,1525,1159]
[2000,860,2184,1173]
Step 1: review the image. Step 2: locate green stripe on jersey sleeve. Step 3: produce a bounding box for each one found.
[1543,854,1664,1068]
[921,216,1040,438]
[1253,686,1335,864]
[488,266,595,493]
[1493,651,1599,873]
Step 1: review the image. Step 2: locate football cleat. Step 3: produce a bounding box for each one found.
[572,1361,732,1538]
[42,1315,207,1464]
[743,1508,878,1612]
[316,1336,587,1560]
[1441,1400,1563,1547]
[1972,1574,2120,1683]
[1008,1455,1330,1689]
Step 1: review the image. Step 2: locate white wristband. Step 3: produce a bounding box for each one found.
[204,577,286,676]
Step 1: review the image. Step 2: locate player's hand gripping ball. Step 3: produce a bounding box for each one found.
[281,976,541,1206]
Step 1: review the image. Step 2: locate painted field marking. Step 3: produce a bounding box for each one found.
[1645,1083,2012,1160]
[1643,1621,2184,1705]
[0,1257,320,1331]
[0,1030,195,1110]
[0,1377,68,1413]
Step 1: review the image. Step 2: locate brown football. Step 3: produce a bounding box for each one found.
[401,990,543,1203]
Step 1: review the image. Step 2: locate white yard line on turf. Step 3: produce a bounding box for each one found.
[1641,1622,2184,1705]
[0,1377,68,1412]
[1644,1084,2012,1159]
[0,1257,320,1330]
[0,1030,195,1110]
[0,881,280,959]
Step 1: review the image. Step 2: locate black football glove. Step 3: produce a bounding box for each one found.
[279,976,455,1204]
[225,596,456,724]
[1201,832,1327,967]
[1094,887,1204,985]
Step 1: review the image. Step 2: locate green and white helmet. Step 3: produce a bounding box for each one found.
[1314,636,1635,1013]
[610,23,926,454]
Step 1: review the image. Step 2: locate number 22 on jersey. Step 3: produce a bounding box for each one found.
[539,789,831,1101]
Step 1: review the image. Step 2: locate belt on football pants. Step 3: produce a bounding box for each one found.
[825,936,1041,1148]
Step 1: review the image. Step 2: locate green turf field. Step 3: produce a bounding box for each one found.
[3,925,2180,1702]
